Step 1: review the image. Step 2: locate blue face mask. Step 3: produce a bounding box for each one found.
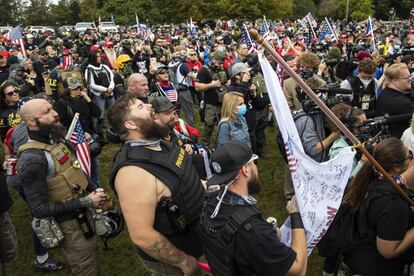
[237,104,247,116]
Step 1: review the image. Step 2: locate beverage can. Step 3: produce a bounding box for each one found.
[6,158,17,176]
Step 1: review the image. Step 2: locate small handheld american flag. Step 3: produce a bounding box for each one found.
[3,26,27,58]
[241,24,256,54]
[66,113,91,176]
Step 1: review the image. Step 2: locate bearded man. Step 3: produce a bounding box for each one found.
[107,94,205,275]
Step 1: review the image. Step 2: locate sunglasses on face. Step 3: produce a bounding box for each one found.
[5,90,18,96]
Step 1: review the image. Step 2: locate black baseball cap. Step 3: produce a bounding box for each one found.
[150,96,179,113]
[207,141,257,185]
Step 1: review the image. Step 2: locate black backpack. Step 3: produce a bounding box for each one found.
[317,182,399,271]
[198,198,261,276]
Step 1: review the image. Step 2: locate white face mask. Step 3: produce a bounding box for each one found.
[360,79,372,88]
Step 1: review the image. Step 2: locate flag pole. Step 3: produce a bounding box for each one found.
[249,28,414,207]
[65,113,80,141]
[369,16,377,53]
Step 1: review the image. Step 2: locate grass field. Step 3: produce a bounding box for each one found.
[4,116,324,275]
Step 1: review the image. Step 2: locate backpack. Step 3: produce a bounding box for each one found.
[199,199,261,276]
[168,60,185,89]
[317,182,399,272]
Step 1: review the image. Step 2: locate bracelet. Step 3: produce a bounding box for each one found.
[290,212,304,229]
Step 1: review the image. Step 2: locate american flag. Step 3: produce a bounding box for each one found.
[365,16,377,52]
[268,19,275,32]
[240,24,256,54]
[260,22,269,39]
[304,24,314,47]
[318,18,337,41]
[70,120,91,176]
[301,12,317,28]
[60,55,73,70]
[3,26,27,58]
[190,17,198,39]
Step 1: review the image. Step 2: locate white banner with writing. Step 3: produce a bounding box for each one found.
[258,54,356,254]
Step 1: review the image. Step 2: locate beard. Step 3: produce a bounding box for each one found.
[34,117,66,141]
[247,169,262,195]
[135,116,170,140]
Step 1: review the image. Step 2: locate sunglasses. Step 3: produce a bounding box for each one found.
[5,90,18,96]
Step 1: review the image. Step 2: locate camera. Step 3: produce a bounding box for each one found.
[325,59,339,67]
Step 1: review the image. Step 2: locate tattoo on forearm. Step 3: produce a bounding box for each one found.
[146,240,186,265]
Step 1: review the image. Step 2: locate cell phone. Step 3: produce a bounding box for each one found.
[150,57,157,67]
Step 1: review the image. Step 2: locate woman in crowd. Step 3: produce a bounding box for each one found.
[54,77,102,186]
[0,81,22,142]
[329,103,367,177]
[149,65,178,103]
[343,138,414,275]
[216,92,251,148]
[84,50,115,136]
[23,58,42,91]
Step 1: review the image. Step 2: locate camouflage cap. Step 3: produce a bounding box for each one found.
[66,77,82,90]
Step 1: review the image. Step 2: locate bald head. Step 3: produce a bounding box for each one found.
[127,73,149,98]
[19,99,48,121]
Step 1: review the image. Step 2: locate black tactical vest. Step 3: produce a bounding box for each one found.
[198,194,261,275]
[109,140,204,261]
[347,76,376,113]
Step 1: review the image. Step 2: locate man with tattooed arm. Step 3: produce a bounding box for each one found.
[108,94,204,275]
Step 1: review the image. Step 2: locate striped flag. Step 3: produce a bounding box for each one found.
[365,16,377,52]
[260,15,269,39]
[4,26,26,58]
[69,119,91,176]
[301,12,317,28]
[258,54,355,254]
[240,24,256,54]
[190,17,198,39]
[318,17,337,41]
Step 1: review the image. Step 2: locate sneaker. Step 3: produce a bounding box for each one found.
[34,256,64,271]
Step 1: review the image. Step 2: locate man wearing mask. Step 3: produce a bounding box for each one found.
[340,58,379,118]
[107,94,204,275]
[283,52,326,111]
[195,50,228,145]
[376,63,414,138]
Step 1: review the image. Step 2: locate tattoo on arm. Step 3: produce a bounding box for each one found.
[146,238,186,265]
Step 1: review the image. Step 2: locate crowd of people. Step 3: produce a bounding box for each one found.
[0,13,414,276]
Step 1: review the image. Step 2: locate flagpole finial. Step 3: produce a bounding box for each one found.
[249,28,261,41]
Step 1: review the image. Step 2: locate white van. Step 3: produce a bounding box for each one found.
[98,21,118,33]
[75,22,97,32]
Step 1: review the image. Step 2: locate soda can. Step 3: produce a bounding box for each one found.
[266,216,278,230]
[6,158,17,176]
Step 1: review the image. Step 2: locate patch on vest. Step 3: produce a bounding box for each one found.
[212,162,221,173]
[175,148,185,168]
[54,147,71,164]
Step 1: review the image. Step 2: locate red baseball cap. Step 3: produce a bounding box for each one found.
[62,48,71,55]
[0,52,10,58]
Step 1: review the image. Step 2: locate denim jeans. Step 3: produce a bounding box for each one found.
[90,156,100,187]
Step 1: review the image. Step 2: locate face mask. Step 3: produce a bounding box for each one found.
[360,79,372,87]
[300,69,313,79]
[237,104,247,116]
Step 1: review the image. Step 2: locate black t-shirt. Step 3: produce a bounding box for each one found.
[201,192,296,276]
[376,87,414,138]
[345,181,414,276]
[196,66,219,106]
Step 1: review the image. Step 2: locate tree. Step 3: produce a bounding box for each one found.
[317,0,339,18]
[337,0,373,21]
[292,0,317,19]
[23,0,52,25]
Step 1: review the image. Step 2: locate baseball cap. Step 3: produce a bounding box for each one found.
[357,51,371,61]
[62,48,71,55]
[66,77,82,89]
[150,96,178,113]
[26,34,34,39]
[207,140,257,185]
[212,50,225,62]
[0,52,10,59]
[231,62,252,78]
